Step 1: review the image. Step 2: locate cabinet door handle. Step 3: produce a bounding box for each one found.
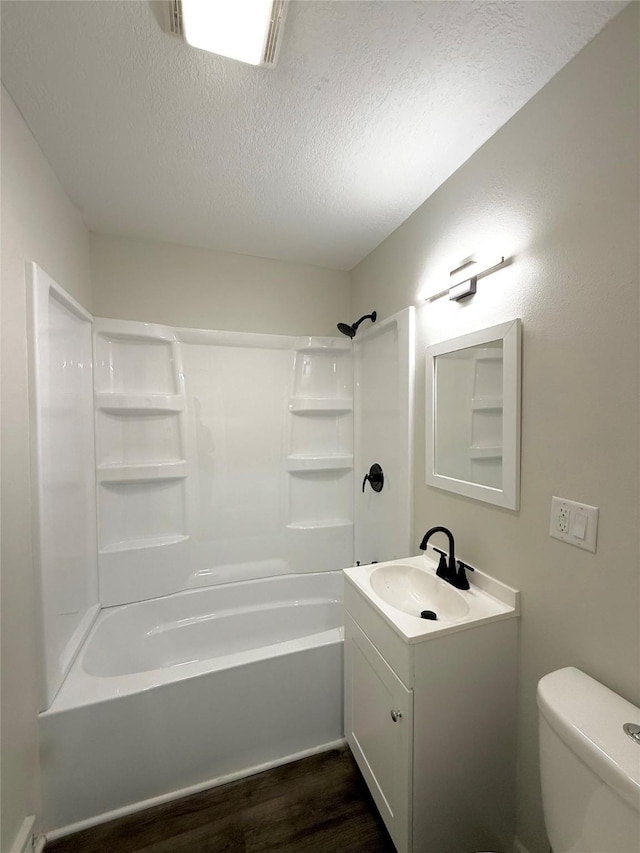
[390,709,402,722]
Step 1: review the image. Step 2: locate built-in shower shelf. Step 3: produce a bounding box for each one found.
[471,397,503,411]
[286,455,353,472]
[99,534,189,555]
[97,461,187,483]
[469,445,503,460]
[294,340,351,353]
[288,397,353,414]
[474,349,503,361]
[286,520,353,531]
[95,393,184,414]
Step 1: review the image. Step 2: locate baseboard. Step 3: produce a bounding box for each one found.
[8,816,45,853]
[512,837,532,853]
[45,738,347,842]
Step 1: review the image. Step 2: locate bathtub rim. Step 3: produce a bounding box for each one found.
[43,570,345,715]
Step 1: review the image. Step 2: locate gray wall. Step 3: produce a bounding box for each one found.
[1,85,92,852]
[90,232,350,336]
[351,6,640,851]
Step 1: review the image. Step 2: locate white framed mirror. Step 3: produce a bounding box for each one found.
[426,319,521,509]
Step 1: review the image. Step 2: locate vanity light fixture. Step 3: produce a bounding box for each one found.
[448,253,506,301]
[424,252,508,302]
[169,0,287,67]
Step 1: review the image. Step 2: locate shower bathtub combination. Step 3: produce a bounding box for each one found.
[28,264,414,837]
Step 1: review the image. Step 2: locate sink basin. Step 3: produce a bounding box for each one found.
[344,554,519,643]
[370,564,471,622]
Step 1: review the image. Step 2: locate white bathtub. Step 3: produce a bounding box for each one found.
[39,572,345,837]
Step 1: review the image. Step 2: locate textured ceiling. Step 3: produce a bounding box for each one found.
[1,1,627,270]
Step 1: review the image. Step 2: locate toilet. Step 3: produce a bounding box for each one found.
[537,666,640,853]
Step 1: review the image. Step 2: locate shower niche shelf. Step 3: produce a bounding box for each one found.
[289,397,353,414]
[469,446,502,460]
[286,520,353,531]
[286,455,353,472]
[97,461,187,483]
[95,393,185,414]
[286,340,353,556]
[94,318,189,606]
[99,533,190,554]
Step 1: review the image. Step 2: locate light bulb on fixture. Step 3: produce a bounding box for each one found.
[180,0,287,67]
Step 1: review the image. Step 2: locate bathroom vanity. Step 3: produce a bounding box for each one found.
[343,553,519,853]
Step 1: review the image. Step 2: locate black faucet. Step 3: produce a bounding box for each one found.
[419,526,474,590]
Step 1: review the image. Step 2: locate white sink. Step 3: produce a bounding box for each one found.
[370,563,470,622]
[343,551,519,643]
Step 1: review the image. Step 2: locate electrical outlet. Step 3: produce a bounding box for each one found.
[557,505,569,533]
[550,496,599,552]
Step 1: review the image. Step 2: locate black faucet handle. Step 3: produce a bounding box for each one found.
[455,560,475,590]
[431,546,451,581]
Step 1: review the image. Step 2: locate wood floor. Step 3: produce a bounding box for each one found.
[46,746,396,853]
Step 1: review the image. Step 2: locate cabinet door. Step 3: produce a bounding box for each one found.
[345,612,413,853]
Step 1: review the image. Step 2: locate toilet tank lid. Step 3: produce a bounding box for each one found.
[537,667,640,812]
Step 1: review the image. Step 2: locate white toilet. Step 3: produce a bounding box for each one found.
[537,666,640,853]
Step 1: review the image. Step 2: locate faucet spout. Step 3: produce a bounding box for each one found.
[419,526,456,584]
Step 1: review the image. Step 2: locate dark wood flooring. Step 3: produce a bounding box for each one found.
[46,746,396,853]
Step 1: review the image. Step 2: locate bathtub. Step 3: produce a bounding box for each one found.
[39,571,345,837]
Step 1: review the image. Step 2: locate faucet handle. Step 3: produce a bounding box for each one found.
[432,546,451,581]
[455,560,475,590]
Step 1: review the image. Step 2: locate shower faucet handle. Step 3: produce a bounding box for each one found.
[362,463,384,493]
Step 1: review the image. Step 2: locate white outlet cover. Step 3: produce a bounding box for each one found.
[550,496,599,553]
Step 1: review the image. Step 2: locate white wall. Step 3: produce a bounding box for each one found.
[90,233,351,335]
[351,6,639,852]
[1,86,92,852]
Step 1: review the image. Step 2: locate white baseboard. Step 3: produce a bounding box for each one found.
[8,816,44,853]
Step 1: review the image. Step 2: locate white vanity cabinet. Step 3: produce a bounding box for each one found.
[345,613,413,852]
[343,562,519,853]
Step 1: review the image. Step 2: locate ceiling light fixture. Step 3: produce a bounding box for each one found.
[173,0,288,67]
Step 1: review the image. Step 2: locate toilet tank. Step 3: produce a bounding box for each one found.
[537,667,640,853]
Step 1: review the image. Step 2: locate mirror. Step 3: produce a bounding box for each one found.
[426,319,521,509]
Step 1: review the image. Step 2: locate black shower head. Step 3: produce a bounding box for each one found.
[337,322,356,338]
[337,311,377,338]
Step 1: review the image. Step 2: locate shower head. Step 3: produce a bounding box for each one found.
[337,322,356,338]
[337,311,377,338]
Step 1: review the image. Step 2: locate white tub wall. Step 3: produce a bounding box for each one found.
[93,320,355,604]
[28,265,100,710]
[1,85,93,853]
[354,308,415,565]
[40,641,344,834]
[89,232,351,336]
[350,7,640,853]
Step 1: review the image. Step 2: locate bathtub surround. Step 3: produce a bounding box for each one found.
[28,276,413,833]
[28,265,100,709]
[351,6,640,853]
[91,318,355,606]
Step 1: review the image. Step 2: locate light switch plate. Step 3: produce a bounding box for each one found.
[550,496,599,552]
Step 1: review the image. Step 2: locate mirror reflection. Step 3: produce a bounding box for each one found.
[434,339,503,488]
[426,319,521,510]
